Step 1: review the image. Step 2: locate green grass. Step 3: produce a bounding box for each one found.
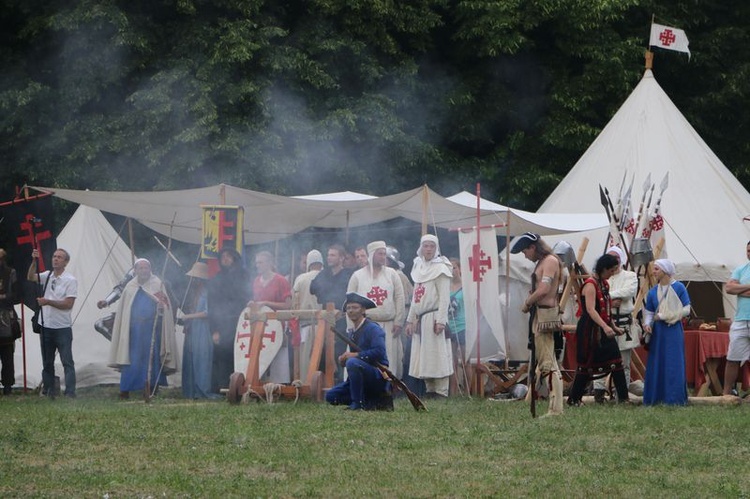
[1,387,749,498]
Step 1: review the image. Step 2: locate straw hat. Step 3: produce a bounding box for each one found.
[186,261,210,280]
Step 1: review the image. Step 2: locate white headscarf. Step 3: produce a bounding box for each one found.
[606,246,627,268]
[411,234,452,283]
[654,258,676,276]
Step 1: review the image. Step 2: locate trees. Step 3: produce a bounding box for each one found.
[0,0,748,209]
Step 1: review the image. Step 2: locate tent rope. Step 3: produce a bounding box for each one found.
[71,217,130,326]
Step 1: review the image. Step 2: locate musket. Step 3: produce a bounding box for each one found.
[330,326,427,412]
[528,310,537,419]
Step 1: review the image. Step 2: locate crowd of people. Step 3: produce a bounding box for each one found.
[0,233,748,413]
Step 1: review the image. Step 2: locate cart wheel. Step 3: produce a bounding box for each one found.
[227,372,245,404]
[310,371,324,402]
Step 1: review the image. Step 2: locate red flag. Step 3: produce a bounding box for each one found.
[0,194,57,308]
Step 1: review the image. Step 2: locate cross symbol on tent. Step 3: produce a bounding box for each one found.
[469,243,492,282]
[659,29,676,46]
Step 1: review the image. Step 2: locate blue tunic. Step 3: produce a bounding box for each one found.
[325,318,389,409]
[120,288,167,392]
[182,288,214,399]
[643,281,690,406]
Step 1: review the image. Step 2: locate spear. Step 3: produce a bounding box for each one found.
[618,177,634,233]
[613,170,628,224]
[599,185,619,253]
[631,174,652,244]
[145,216,178,402]
[651,172,670,218]
[635,179,655,239]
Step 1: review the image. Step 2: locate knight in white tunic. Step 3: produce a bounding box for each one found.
[406,234,454,397]
[348,241,405,377]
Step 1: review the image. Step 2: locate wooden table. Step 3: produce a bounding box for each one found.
[563,329,750,396]
[683,330,750,396]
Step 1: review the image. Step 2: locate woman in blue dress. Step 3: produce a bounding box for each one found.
[181,262,215,399]
[642,259,691,405]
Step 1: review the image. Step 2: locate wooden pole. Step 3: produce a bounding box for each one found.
[474,183,482,397]
[559,237,589,310]
[421,184,428,236]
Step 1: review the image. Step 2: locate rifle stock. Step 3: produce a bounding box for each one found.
[330,327,427,412]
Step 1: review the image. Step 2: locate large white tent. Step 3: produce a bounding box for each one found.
[32,184,607,245]
[27,185,607,364]
[539,69,750,318]
[13,205,147,389]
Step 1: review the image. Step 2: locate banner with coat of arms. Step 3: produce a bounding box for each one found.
[200,205,245,260]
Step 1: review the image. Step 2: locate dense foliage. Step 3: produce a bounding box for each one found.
[1,0,748,209]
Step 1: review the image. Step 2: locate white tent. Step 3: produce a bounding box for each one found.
[27,185,608,365]
[32,185,608,245]
[539,69,750,318]
[13,205,141,389]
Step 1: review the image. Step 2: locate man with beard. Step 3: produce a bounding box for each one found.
[348,241,405,377]
[208,248,251,394]
[107,258,178,399]
[310,244,354,380]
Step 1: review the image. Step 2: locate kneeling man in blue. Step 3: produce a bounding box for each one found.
[326,293,393,411]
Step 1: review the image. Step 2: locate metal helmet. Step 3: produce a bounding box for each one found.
[386,246,404,270]
[552,240,575,268]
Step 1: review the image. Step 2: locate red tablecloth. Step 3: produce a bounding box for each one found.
[563,329,750,391]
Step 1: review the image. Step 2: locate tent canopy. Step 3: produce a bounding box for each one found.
[33,185,608,245]
[539,69,750,283]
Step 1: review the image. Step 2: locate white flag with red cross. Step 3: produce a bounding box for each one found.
[650,23,690,58]
[459,228,503,363]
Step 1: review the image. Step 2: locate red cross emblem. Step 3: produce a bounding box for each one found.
[237,326,277,358]
[659,29,676,46]
[469,244,492,283]
[624,218,635,235]
[367,286,388,306]
[413,284,425,304]
[649,214,664,232]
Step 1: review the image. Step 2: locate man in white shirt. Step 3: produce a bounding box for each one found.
[28,248,78,398]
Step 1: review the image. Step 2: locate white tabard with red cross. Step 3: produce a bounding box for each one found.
[234,305,283,379]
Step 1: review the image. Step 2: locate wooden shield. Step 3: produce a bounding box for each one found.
[234,306,284,379]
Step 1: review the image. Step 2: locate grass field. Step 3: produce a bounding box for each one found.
[1,387,749,498]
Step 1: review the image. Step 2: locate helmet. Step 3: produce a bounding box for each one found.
[386,246,404,270]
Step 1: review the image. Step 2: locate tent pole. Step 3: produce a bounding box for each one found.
[421,185,428,236]
[127,218,135,264]
[504,210,511,369]
[345,210,350,246]
[474,183,482,396]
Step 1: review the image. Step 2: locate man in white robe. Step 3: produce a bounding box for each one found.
[292,249,323,382]
[348,241,405,377]
[405,234,454,397]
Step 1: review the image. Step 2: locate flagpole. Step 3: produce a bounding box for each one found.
[504,209,511,370]
[474,183,482,396]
